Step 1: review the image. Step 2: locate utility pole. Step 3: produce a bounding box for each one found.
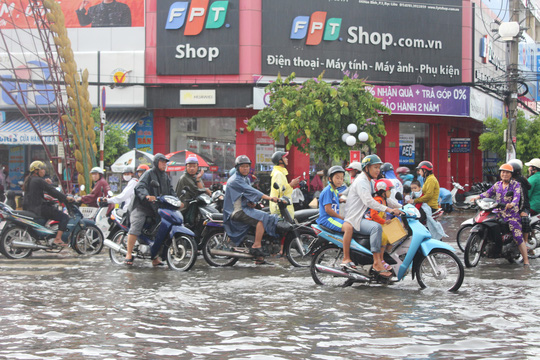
[506,0,520,162]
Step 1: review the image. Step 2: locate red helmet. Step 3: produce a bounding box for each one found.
[137,164,150,172]
[416,161,433,172]
[374,179,394,192]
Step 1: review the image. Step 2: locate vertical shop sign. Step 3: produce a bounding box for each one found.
[8,145,25,190]
[135,116,153,153]
[350,150,361,163]
[399,134,415,165]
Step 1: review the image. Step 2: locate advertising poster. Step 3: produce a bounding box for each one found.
[399,134,415,165]
[200,142,212,161]
[135,116,153,153]
[225,144,236,170]
[212,143,225,169]
[450,138,471,153]
[8,145,25,190]
[262,0,462,83]
[187,141,199,153]
[0,0,145,28]
[256,144,274,165]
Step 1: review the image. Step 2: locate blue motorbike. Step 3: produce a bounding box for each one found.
[103,193,198,271]
[310,203,464,291]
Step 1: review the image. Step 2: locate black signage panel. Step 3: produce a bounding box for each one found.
[262,0,462,84]
[156,0,239,75]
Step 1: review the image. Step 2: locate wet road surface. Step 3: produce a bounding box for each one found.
[1,210,539,359]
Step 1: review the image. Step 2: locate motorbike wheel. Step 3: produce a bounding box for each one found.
[109,231,128,265]
[72,224,104,256]
[456,225,473,252]
[464,233,484,268]
[415,249,464,292]
[527,224,540,252]
[0,226,33,259]
[286,228,318,267]
[202,229,239,267]
[166,235,197,271]
[310,244,349,286]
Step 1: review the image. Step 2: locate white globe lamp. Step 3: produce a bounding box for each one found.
[358,132,369,142]
[346,135,357,146]
[347,124,358,134]
[342,133,350,142]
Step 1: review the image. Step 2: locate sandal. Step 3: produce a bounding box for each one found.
[249,247,269,257]
[381,261,392,271]
[341,261,358,272]
[124,257,134,266]
[371,268,392,278]
[53,239,68,247]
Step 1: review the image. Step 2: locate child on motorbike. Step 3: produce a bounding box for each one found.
[316,166,347,232]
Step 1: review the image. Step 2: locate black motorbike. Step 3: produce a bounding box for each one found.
[182,188,221,249]
[464,196,523,267]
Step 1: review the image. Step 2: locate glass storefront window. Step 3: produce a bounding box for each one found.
[399,122,429,170]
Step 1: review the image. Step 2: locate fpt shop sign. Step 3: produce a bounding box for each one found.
[156,0,239,75]
[262,0,462,83]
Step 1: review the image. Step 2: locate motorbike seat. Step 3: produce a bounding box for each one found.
[208,213,224,222]
[294,209,319,223]
[318,224,370,244]
[13,210,47,225]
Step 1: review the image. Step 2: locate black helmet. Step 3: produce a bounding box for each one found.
[153,153,169,169]
[381,162,394,173]
[271,151,289,165]
[508,159,523,173]
[235,155,252,168]
[328,165,345,179]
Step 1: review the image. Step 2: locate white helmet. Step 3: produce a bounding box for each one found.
[525,158,540,169]
[90,167,104,175]
[345,162,362,172]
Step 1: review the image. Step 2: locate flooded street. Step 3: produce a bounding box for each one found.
[1,211,539,359]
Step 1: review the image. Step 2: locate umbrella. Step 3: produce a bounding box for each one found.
[165,150,217,172]
[111,149,154,173]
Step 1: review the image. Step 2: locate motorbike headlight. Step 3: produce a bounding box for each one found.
[163,195,182,208]
[403,204,420,218]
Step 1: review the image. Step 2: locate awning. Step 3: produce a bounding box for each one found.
[0,111,145,145]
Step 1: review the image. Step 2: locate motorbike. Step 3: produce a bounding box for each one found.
[181,188,222,249]
[309,202,465,291]
[455,218,474,252]
[451,176,482,210]
[464,196,536,267]
[103,181,198,271]
[0,198,104,259]
[201,183,319,267]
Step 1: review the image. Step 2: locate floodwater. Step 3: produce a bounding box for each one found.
[0,211,539,359]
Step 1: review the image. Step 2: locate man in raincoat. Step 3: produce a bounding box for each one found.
[223,155,279,260]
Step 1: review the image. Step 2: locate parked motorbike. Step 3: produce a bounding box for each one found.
[310,203,465,291]
[0,199,104,259]
[451,177,482,210]
[201,183,319,267]
[464,197,524,267]
[103,181,198,271]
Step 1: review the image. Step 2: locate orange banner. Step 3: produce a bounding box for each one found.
[0,0,145,29]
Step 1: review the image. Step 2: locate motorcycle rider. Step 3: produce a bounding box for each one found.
[105,166,138,211]
[136,164,149,178]
[409,161,439,222]
[223,155,279,263]
[316,165,347,234]
[340,155,402,277]
[380,162,404,203]
[80,167,110,207]
[175,155,211,209]
[22,161,74,246]
[526,158,540,216]
[124,154,175,266]
[472,163,529,266]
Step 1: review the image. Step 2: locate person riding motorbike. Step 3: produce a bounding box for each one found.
[80,167,110,207]
[136,164,149,178]
[223,155,279,264]
[175,155,211,210]
[340,155,402,277]
[22,161,74,246]
[106,166,138,211]
[316,165,346,232]
[526,158,540,216]
[380,162,404,203]
[472,163,529,266]
[124,154,176,266]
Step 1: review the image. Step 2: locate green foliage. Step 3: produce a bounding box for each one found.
[91,109,132,168]
[479,111,540,165]
[248,73,390,161]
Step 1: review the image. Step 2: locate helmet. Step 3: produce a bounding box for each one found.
[90,167,104,175]
[136,164,150,172]
[29,161,45,172]
[153,153,169,167]
[345,162,362,172]
[499,163,514,173]
[416,161,433,172]
[375,179,394,192]
[271,151,289,165]
[525,158,540,169]
[380,162,394,173]
[328,166,345,179]
[508,159,523,173]
[396,166,410,174]
[235,155,252,168]
[186,155,199,165]
[361,154,383,170]
[123,166,134,174]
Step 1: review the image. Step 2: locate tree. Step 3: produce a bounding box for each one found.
[91,109,133,168]
[479,111,540,165]
[248,73,390,161]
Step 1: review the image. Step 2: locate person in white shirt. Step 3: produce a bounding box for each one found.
[107,166,138,211]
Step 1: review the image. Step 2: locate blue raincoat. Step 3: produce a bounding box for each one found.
[223,173,279,245]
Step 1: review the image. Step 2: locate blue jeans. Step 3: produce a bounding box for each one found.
[357,218,383,253]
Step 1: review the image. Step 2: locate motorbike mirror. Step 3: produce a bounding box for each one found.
[150,180,160,188]
[107,190,113,197]
[80,185,85,192]
[273,182,280,190]
[395,192,403,201]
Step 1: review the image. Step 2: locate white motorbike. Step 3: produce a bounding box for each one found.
[450,177,480,210]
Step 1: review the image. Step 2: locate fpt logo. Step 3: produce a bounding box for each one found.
[290,12,342,45]
[165,0,229,35]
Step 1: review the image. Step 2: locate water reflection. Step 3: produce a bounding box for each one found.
[0,212,538,359]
